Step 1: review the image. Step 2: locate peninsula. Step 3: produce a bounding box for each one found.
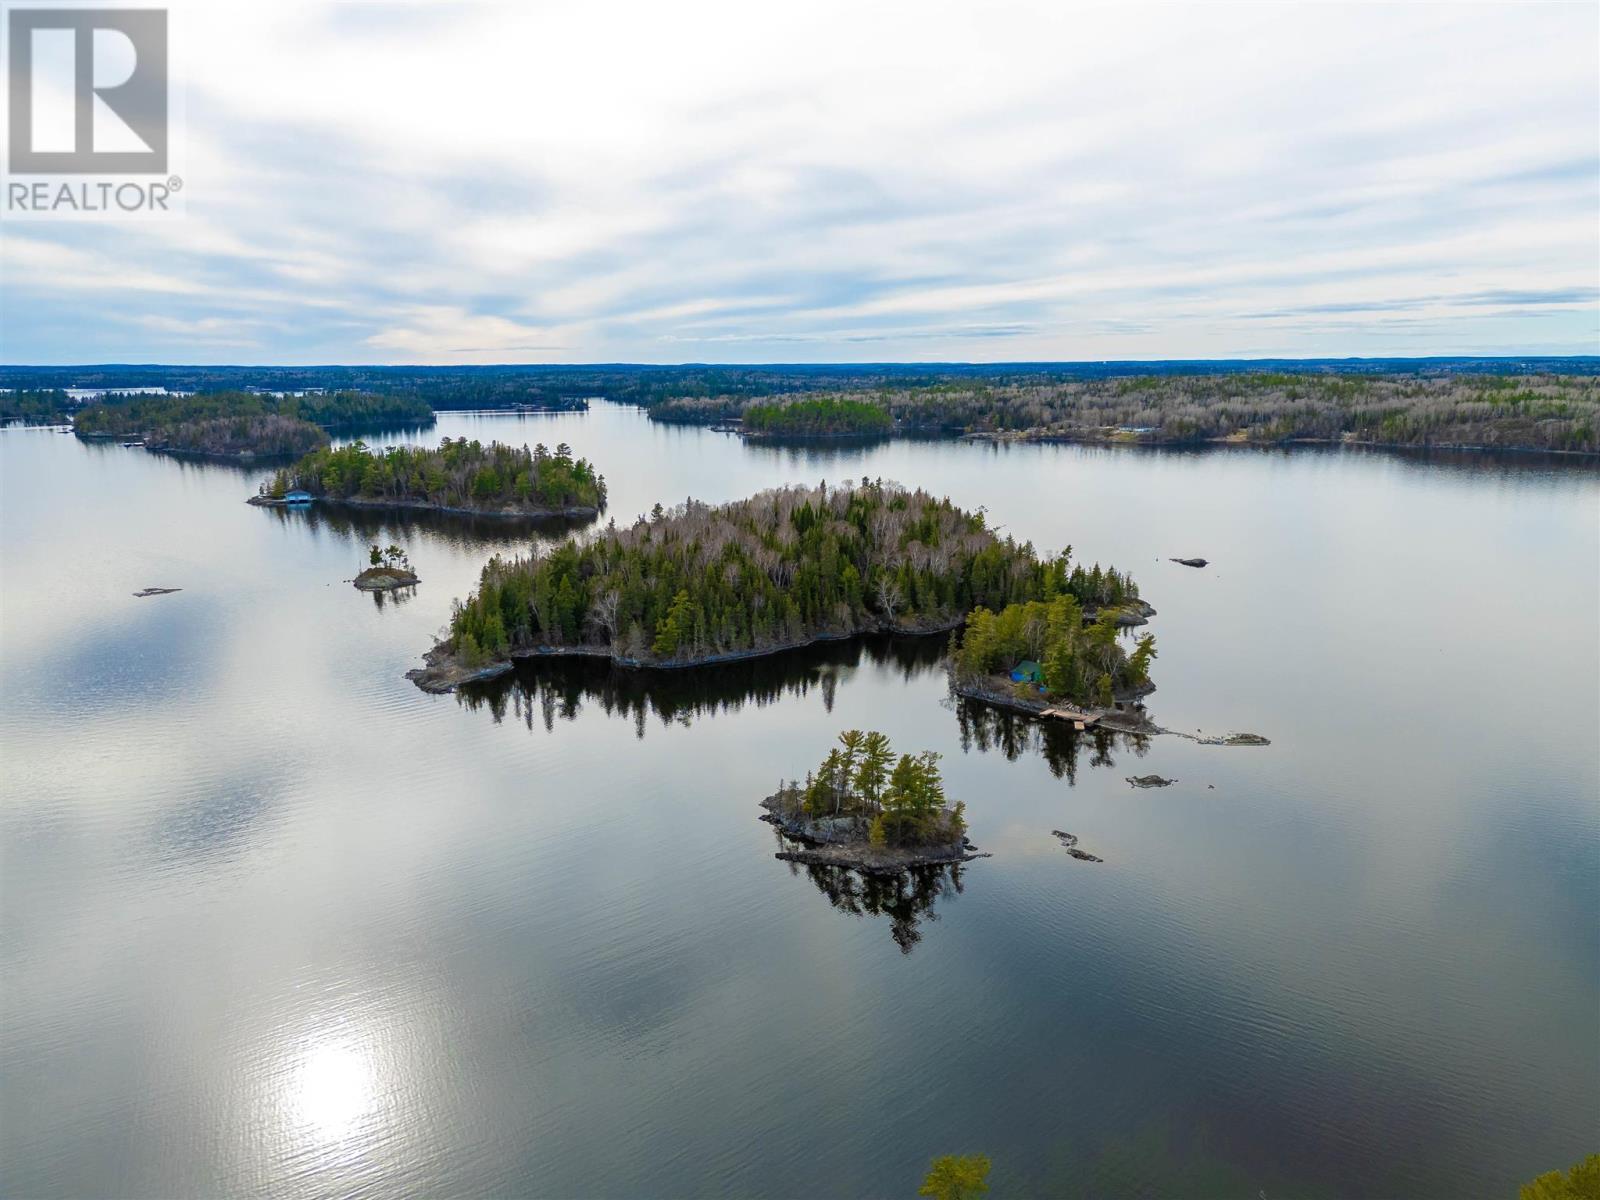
[948,594,1158,725]
[407,480,1145,691]
[252,437,606,519]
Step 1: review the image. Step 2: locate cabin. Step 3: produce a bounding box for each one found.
[1009,660,1043,684]
[284,489,313,504]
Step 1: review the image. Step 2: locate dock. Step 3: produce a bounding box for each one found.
[1040,707,1100,731]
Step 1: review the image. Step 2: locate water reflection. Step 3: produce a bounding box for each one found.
[779,853,968,955]
[255,499,597,547]
[456,634,950,736]
[955,698,1152,782]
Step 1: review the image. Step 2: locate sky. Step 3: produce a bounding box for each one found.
[0,0,1596,365]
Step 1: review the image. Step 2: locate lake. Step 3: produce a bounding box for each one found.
[2,406,1596,1198]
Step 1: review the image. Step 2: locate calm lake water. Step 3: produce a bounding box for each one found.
[2,406,1596,1199]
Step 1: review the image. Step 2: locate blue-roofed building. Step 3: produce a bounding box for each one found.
[285,490,313,504]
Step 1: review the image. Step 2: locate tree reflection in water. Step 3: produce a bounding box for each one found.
[455,633,949,737]
[782,847,967,955]
[954,697,1152,782]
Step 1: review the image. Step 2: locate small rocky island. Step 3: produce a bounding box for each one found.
[947,592,1160,731]
[760,730,987,874]
[251,437,606,518]
[354,545,419,591]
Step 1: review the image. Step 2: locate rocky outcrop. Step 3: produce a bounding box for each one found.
[354,566,420,591]
[1169,557,1208,568]
[760,794,988,875]
[405,643,513,693]
[1125,774,1176,788]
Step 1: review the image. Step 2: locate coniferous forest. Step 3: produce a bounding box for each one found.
[265,438,606,514]
[445,480,1142,668]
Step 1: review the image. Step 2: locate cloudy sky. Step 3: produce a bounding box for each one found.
[1,0,1596,364]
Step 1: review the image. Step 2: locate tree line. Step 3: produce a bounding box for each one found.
[742,396,894,436]
[263,437,606,513]
[445,480,1138,668]
[647,372,1600,453]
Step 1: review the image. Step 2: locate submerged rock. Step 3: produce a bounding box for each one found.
[132,587,181,597]
[1125,774,1176,788]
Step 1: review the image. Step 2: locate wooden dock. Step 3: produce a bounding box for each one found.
[1040,707,1100,731]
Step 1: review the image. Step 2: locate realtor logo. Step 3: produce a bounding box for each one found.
[7,7,167,173]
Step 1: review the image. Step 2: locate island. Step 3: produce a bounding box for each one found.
[407,479,1141,691]
[252,437,606,519]
[353,544,419,591]
[742,396,894,438]
[948,593,1158,727]
[73,390,436,461]
[760,730,984,872]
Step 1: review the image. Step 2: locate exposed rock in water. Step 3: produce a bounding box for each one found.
[1052,830,1102,862]
[354,566,420,591]
[1126,774,1176,788]
[1193,732,1271,746]
[132,587,181,598]
[1170,557,1208,568]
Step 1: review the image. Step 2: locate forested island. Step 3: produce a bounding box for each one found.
[760,730,982,872]
[649,372,1600,453]
[256,437,606,518]
[742,396,894,438]
[72,390,435,461]
[411,479,1148,691]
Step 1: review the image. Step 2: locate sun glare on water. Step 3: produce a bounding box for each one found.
[289,1042,375,1140]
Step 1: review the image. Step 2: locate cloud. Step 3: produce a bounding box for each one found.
[1,0,1596,363]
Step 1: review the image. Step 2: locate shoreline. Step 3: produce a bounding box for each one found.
[950,677,1161,733]
[407,619,965,693]
[248,493,603,520]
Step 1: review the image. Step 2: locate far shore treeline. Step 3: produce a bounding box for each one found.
[444,480,1144,671]
[65,390,439,459]
[650,373,1600,452]
[264,438,606,515]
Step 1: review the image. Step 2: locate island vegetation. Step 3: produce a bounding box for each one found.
[422,480,1126,689]
[920,1154,992,1200]
[1520,1155,1600,1200]
[742,395,894,437]
[950,593,1156,711]
[762,729,977,870]
[259,437,606,517]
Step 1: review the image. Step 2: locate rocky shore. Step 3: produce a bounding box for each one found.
[405,643,513,693]
[759,793,988,875]
[354,566,420,591]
